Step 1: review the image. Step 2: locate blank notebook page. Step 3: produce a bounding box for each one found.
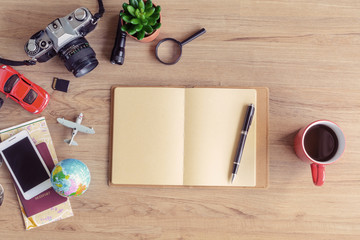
[111,87,185,185]
[183,88,257,186]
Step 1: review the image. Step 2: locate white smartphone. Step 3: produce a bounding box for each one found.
[0,130,52,200]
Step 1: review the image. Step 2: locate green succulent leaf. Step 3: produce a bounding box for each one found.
[128,25,138,35]
[153,22,161,30]
[122,15,132,23]
[154,5,161,14]
[140,14,146,20]
[145,7,155,17]
[152,13,160,20]
[141,18,148,25]
[148,18,156,26]
[121,25,126,32]
[123,12,132,17]
[130,0,138,8]
[135,24,143,32]
[131,18,141,24]
[145,0,153,10]
[137,29,146,40]
[122,3,129,11]
[127,5,136,16]
[135,9,141,18]
[143,25,153,34]
[121,23,130,32]
[138,0,145,11]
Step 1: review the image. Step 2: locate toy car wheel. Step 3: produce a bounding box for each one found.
[0,98,3,109]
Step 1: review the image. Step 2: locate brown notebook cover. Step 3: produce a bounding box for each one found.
[109,86,268,188]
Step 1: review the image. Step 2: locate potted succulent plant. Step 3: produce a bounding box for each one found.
[120,0,161,42]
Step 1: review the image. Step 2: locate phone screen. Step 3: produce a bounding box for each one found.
[2,137,49,192]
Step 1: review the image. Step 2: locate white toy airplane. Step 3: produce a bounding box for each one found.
[57,113,95,146]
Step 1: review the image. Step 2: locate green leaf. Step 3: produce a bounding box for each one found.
[143,25,153,34]
[138,0,145,11]
[152,13,160,20]
[128,25,138,35]
[141,18,148,25]
[145,7,155,17]
[122,15,132,23]
[123,12,132,17]
[145,0,153,10]
[121,23,131,32]
[130,0,138,8]
[154,5,161,14]
[131,18,141,24]
[135,9,140,18]
[148,17,156,26]
[127,5,136,16]
[135,24,143,31]
[153,22,161,30]
[120,11,125,17]
[122,3,129,10]
[137,29,145,40]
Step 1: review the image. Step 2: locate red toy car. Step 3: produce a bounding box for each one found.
[0,65,49,114]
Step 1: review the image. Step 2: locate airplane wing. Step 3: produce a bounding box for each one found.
[57,118,78,128]
[57,118,95,134]
[76,124,95,134]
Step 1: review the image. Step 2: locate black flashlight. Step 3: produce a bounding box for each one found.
[110,11,127,65]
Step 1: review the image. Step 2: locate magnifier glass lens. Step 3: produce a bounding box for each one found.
[157,40,181,64]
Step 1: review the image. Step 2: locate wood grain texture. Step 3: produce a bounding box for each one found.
[1,0,360,239]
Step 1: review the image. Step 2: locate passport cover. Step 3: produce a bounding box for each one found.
[14,142,67,217]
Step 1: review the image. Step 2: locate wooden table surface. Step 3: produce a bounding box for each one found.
[1,0,360,239]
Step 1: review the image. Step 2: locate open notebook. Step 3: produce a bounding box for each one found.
[110,87,268,188]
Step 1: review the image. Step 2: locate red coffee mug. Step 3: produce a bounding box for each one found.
[294,120,345,186]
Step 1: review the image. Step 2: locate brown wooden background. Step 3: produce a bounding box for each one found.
[1,0,360,239]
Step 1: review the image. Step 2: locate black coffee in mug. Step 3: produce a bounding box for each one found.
[304,125,339,162]
[294,120,345,186]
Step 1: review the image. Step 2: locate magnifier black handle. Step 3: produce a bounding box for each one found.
[110,11,127,65]
[180,28,206,46]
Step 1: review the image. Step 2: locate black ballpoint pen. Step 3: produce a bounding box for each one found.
[231,104,255,184]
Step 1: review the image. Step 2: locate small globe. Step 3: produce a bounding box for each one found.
[51,158,90,197]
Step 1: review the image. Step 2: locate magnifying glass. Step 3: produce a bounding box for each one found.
[155,28,206,65]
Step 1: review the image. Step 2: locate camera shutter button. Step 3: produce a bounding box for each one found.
[40,40,49,49]
[74,8,87,21]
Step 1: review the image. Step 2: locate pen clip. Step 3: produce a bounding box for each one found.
[247,105,255,128]
[249,111,254,126]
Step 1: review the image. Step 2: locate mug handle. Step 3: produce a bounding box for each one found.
[311,163,325,186]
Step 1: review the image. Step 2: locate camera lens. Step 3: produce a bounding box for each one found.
[58,37,98,77]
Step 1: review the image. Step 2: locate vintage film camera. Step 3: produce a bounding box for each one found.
[24,8,99,77]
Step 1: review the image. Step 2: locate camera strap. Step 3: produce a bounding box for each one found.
[0,58,36,66]
[92,0,105,24]
[0,0,105,67]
